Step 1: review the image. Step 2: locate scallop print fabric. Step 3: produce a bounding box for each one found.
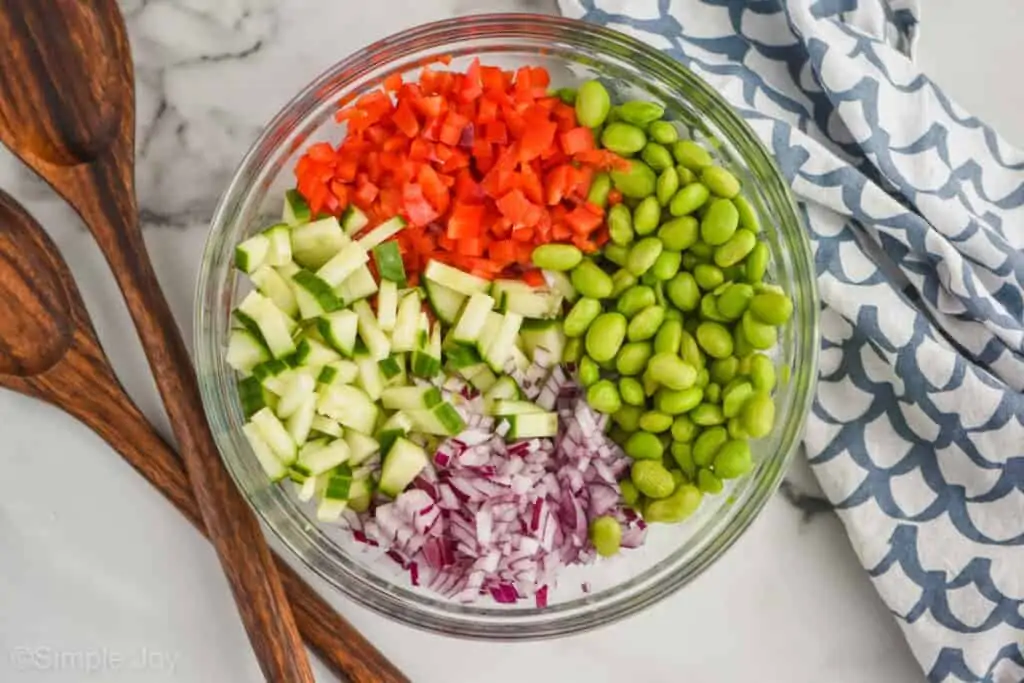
[558,1,1024,681]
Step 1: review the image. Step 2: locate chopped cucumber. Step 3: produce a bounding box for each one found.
[475,311,504,357]
[505,411,559,440]
[316,360,359,386]
[251,407,298,464]
[519,320,566,367]
[344,430,381,466]
[291,269,343,318]
[336,265,378,304]
[252,357,290,383]
[358,216,407,250]
[509,344,531,373]
[482,312,523,373]
[483,375,520,410]
[377,354,404,381]
[276,370,316,418]
[283,189,312,226]
[377,411,413,455]
[373,240,407,287]
[310,415,343,438]
[424,260,490,296]
[462,363,498,392]
[411,322,442,379]
[237,376,268,418]
[391,290,422,353]
[251,266,299,319]
[235,233,270,273]
[291,216,348,269]
[317,309,358,357]
[226,329,270,375]
[502,287,560,319]
[262,224,293,266]
[298,438,351,475]
[452,292,495,344]
[317,385,379,435]
[491,399,545,416]
[407,403,466,436]
[316,497,349,522]
[347,478,373,512]
[238,291,297,359]
[379,437,428,497]
[317,241,369,288]
[293,338,342,368]
[354,351,385,402]
[352,299,391,361]
[243,423,288,481]
[543,269,578,303]
[377,280,399,332]
[381,385,442,412]
[445,343,482,370]
[285,393,317,444]
[424,278,467,325]
[340,205,369,236]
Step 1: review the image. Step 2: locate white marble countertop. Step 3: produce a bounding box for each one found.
[0,1,1017,681]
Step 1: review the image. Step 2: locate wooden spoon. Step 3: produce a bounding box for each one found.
[0,188,410,683]
[0,2,314,679]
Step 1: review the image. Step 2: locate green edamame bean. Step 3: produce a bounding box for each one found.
[642,373,660,397]
[666,272,701,311]
[589,515,622,557]
[723,264,746,282]
[692,426,728,466]
[656,387,704,415]
[700,293,728,323]
[714,440,753,479]
[563,336,583,364]
[733,195,761,232]
[713,229,757,268]
[722,381,755,418]
[607,203,634,246]
[610,269,637,298]
[716,283,755,320]
[694,367,710,387]
[693,263,724,291]
[641,270,659,287]
[618,100,665,126]
[571,260,614,299]
[675,165,697,185]
[671,415,698,443]
[647,353,698,390]
[750,291,794,325]
[658,216,699,251]
[669,183,711,217]
[641,142,674,171]
[575,80,612,128]
[671,442,696,477]
[625,430,664,460]
[748,353,776,392]
[679,330,704,369]
[626,237,663,276]
[648,120,679,145]
[614,404,643,431]
[645,484,702,523]
[616,285,656,318]
[627,305,666,342]
[587,172,612,208]
[578,355,601,387]
[740,310,777,350]
[602,122,647,156]
[697,468,723,494]
[619,479,640,506]
[587,379,622,414]
[710,357,739,385]
[688,240,714,260]
[691,403,725,426]
[555,87,577,105]
[696,321,734,359]
[664,308,682,322]
[700,198,740,246]
[651,251,681,281]
[631,460,675,499]
[585,312,627,362]
[564,297,602,337]
[640,410,673,434]
[701,166,741,198]
[633,196,661,236]
[733,324,755,359]
[615,341,653,376]
[656,167,680,207]
[670,469,686,487]
[610,159,657,198]
[604,243,630,267]
[619,377,646,406]
[741,392,775,438]
[705,382,722,404]
[681,253,701,271]
[672,140,713,170]
[654,319,683,355]
[745,242,769,283]
[532,243,583,271]
[727,416,749,441]
[755,282,786,295]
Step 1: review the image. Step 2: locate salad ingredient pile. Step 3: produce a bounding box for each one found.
[225,59,792,606]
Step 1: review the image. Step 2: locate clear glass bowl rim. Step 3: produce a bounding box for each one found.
[195,13,820,640]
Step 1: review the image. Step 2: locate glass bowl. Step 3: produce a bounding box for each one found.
[194,14,819,639]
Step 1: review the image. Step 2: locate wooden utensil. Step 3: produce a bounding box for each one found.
[0,188,410,683]
[0,2,315,679]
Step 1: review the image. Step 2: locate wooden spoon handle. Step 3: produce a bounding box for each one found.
[71,161,313,682]
[20,333,408,683]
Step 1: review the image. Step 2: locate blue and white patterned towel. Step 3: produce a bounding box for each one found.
[559,1,1024,681]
